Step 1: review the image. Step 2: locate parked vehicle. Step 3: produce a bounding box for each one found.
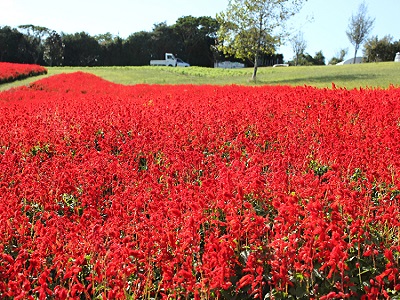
[150,53,190,67]
[176,58,190,67]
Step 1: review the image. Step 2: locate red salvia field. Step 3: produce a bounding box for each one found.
[0,71,399,299]
[0,62,47,84]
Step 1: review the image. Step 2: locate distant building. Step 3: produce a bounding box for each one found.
[336,57,363,65]
[214,61,245,68]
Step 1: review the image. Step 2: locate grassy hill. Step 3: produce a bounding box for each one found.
[1,62,400,91]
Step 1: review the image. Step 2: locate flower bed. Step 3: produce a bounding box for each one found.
[0,62,47,84]
[0,72,399,299]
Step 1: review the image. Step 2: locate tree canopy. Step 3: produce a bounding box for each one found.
[0,16,220,67]
[346,1,374,64]
[363,35,400,62]
[291,31,307,66]
[217,0,307,80]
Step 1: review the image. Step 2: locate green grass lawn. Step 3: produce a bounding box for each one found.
[1,62,400,91]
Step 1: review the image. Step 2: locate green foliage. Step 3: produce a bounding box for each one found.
[312,51,325,65]
[150,22,180,60]
[43,31,64,66]
[94,33,125,66]
[124,31,154,66]
[18,24,50,64]
[0,26,31,63]
[217,0,307,79]
[329,48,348,65]
[29,142,53,158]
[309,160,329,177]
[292,50,325,66]
[1,16,219,67]
[363,35,400,62]
[62,32,101,66]
[173,16,219,67]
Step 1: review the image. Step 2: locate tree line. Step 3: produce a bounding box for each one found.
[0,16,283,68]
[2,1,397,72]
[289,2,399,66]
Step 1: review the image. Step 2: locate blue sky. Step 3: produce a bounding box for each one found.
[1,0,399,63]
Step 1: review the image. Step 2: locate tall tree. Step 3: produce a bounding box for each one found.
[173,16,219,66]
[150,22,180,61]
[43,30,64,66]
[346,2,374,64]
[0,26,27,62]
[328,48,348,65]
[312,50,325,65]
[363,35,398,62]
[95,33,124,66]
[217,0,307,80]
[291,31,307,66]
[339,48,348,62]
[18,24,50,64]
[62,32,101,66]
[124,31,154,65]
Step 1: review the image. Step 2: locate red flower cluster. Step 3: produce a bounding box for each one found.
[0,72,399,299]
[0,62,47,84]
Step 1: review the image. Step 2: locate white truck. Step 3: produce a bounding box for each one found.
[150,53,190,67]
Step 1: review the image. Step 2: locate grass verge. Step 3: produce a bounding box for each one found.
[1,62,400,91]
